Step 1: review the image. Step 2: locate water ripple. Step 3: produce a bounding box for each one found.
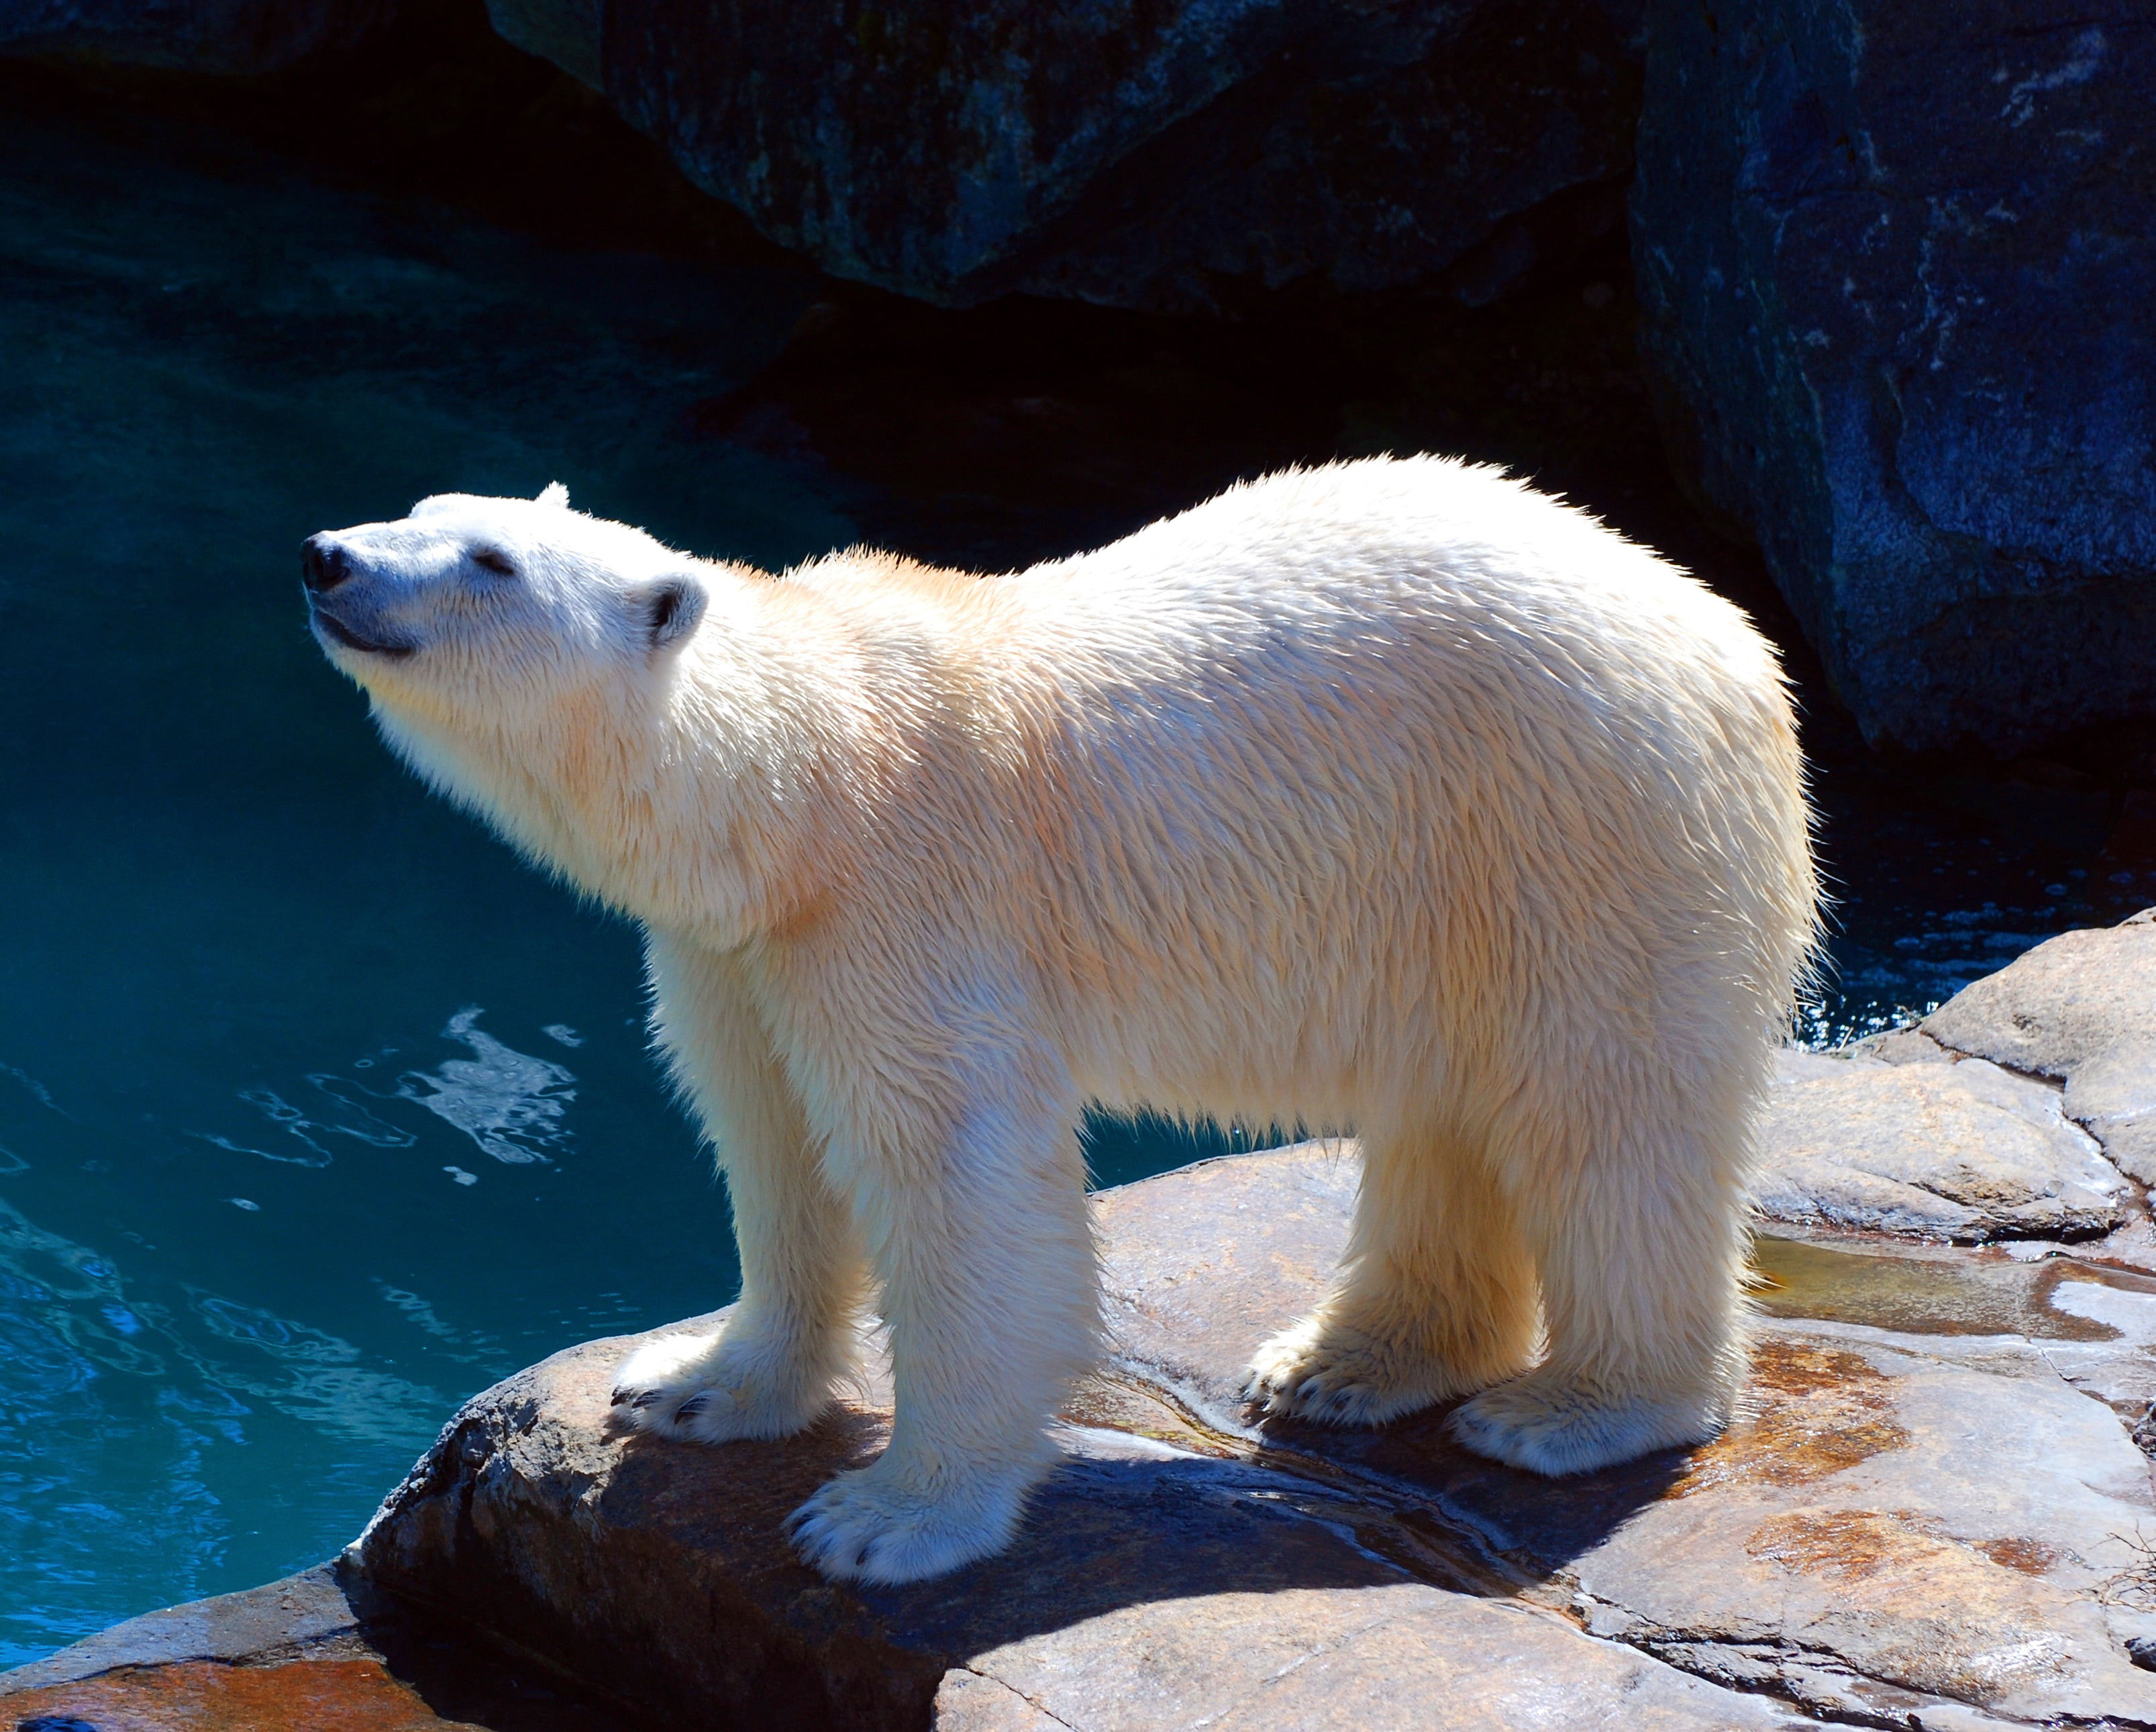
[393,1006,578,1165]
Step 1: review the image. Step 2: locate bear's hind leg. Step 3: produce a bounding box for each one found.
[613,938,870,1443]
[1449,1075,1751,1474]
[1246,1125,1539,1426]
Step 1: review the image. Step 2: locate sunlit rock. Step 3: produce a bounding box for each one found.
[1926,909,2156,1183]
[1755,1049,2123,1241]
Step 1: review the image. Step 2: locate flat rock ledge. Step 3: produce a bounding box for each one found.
[0,1560,627,1729]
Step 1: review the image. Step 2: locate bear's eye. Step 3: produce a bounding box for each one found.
[471,549,517,578]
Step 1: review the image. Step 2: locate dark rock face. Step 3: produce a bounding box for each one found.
[0,0,399,72]
[497,0,1645,311]
[1630,0,2156,752]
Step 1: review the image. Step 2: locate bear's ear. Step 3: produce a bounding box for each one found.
[641,573,707,655]
[535,482,570,509]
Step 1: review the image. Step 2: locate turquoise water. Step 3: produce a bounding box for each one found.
[2,92,2149,1667]
[0,101,856,1662]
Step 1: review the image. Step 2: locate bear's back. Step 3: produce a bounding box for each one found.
[978,457,1784,788]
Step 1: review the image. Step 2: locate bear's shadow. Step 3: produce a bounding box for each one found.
[843,1400,1688,1655]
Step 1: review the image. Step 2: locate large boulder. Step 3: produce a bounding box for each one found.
[486,0,1647,311]
[0,0,399,72]
[1629,0,2156,752]
[341,1141,2156,1729]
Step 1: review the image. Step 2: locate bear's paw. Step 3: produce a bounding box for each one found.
[609,1326,830,1443]
[1244,1315,1463,1427]
[787,1458,1037,1585]
[1449,1370,1729,1475]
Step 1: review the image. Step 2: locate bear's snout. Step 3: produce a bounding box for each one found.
[302,534,353,593]
[303,531,417,660]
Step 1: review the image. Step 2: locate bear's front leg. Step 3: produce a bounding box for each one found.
[613,937,870,1442]
[786,1052,1098,1585]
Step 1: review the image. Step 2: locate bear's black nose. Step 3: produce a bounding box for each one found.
[302,535,352,593]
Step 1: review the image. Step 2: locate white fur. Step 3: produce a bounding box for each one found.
[307,458,1816,1583]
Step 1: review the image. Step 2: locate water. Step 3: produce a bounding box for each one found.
[0,99,851,1662]
[0,92,2149,1666]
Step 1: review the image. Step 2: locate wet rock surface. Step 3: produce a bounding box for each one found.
[325,1129,2156,1729]
[1629,0,2156,753]
[343,1283,1810,1730]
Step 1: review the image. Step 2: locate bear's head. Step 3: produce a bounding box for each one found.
[301,484,708,725]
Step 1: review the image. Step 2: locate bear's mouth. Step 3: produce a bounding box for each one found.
[311,607,417,660]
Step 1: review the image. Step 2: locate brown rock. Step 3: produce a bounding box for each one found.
[3,1656,482,1732]
[0,1561,627,1730]
[1102,1149,2156,1727]
[349,1275,1803,1729]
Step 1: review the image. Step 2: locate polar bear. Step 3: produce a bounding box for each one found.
[303,458,1816,1585]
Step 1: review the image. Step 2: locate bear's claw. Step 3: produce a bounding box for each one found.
[609,1327,831,1443]
[1243,1317,1447,1427]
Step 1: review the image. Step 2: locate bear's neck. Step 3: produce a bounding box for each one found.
[376,601,845,951]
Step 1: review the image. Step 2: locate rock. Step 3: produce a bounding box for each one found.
[1926,909,2156,1076]
[0,1561,621,1729]
[505,0,1646,311]
[0,1565,368,1691]
[1629,0,2156,752]
[348,1142,2156,1729]
[1925,909,2156,1182]
[1751,1048,2123,1241]
[349,1294,1804,1729]
[1098,1149,2156,1727]
[486,0,599,89]
[2070,1045,2156,1186]
[0,0,398,73]
[1867,1027,1959,1068]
